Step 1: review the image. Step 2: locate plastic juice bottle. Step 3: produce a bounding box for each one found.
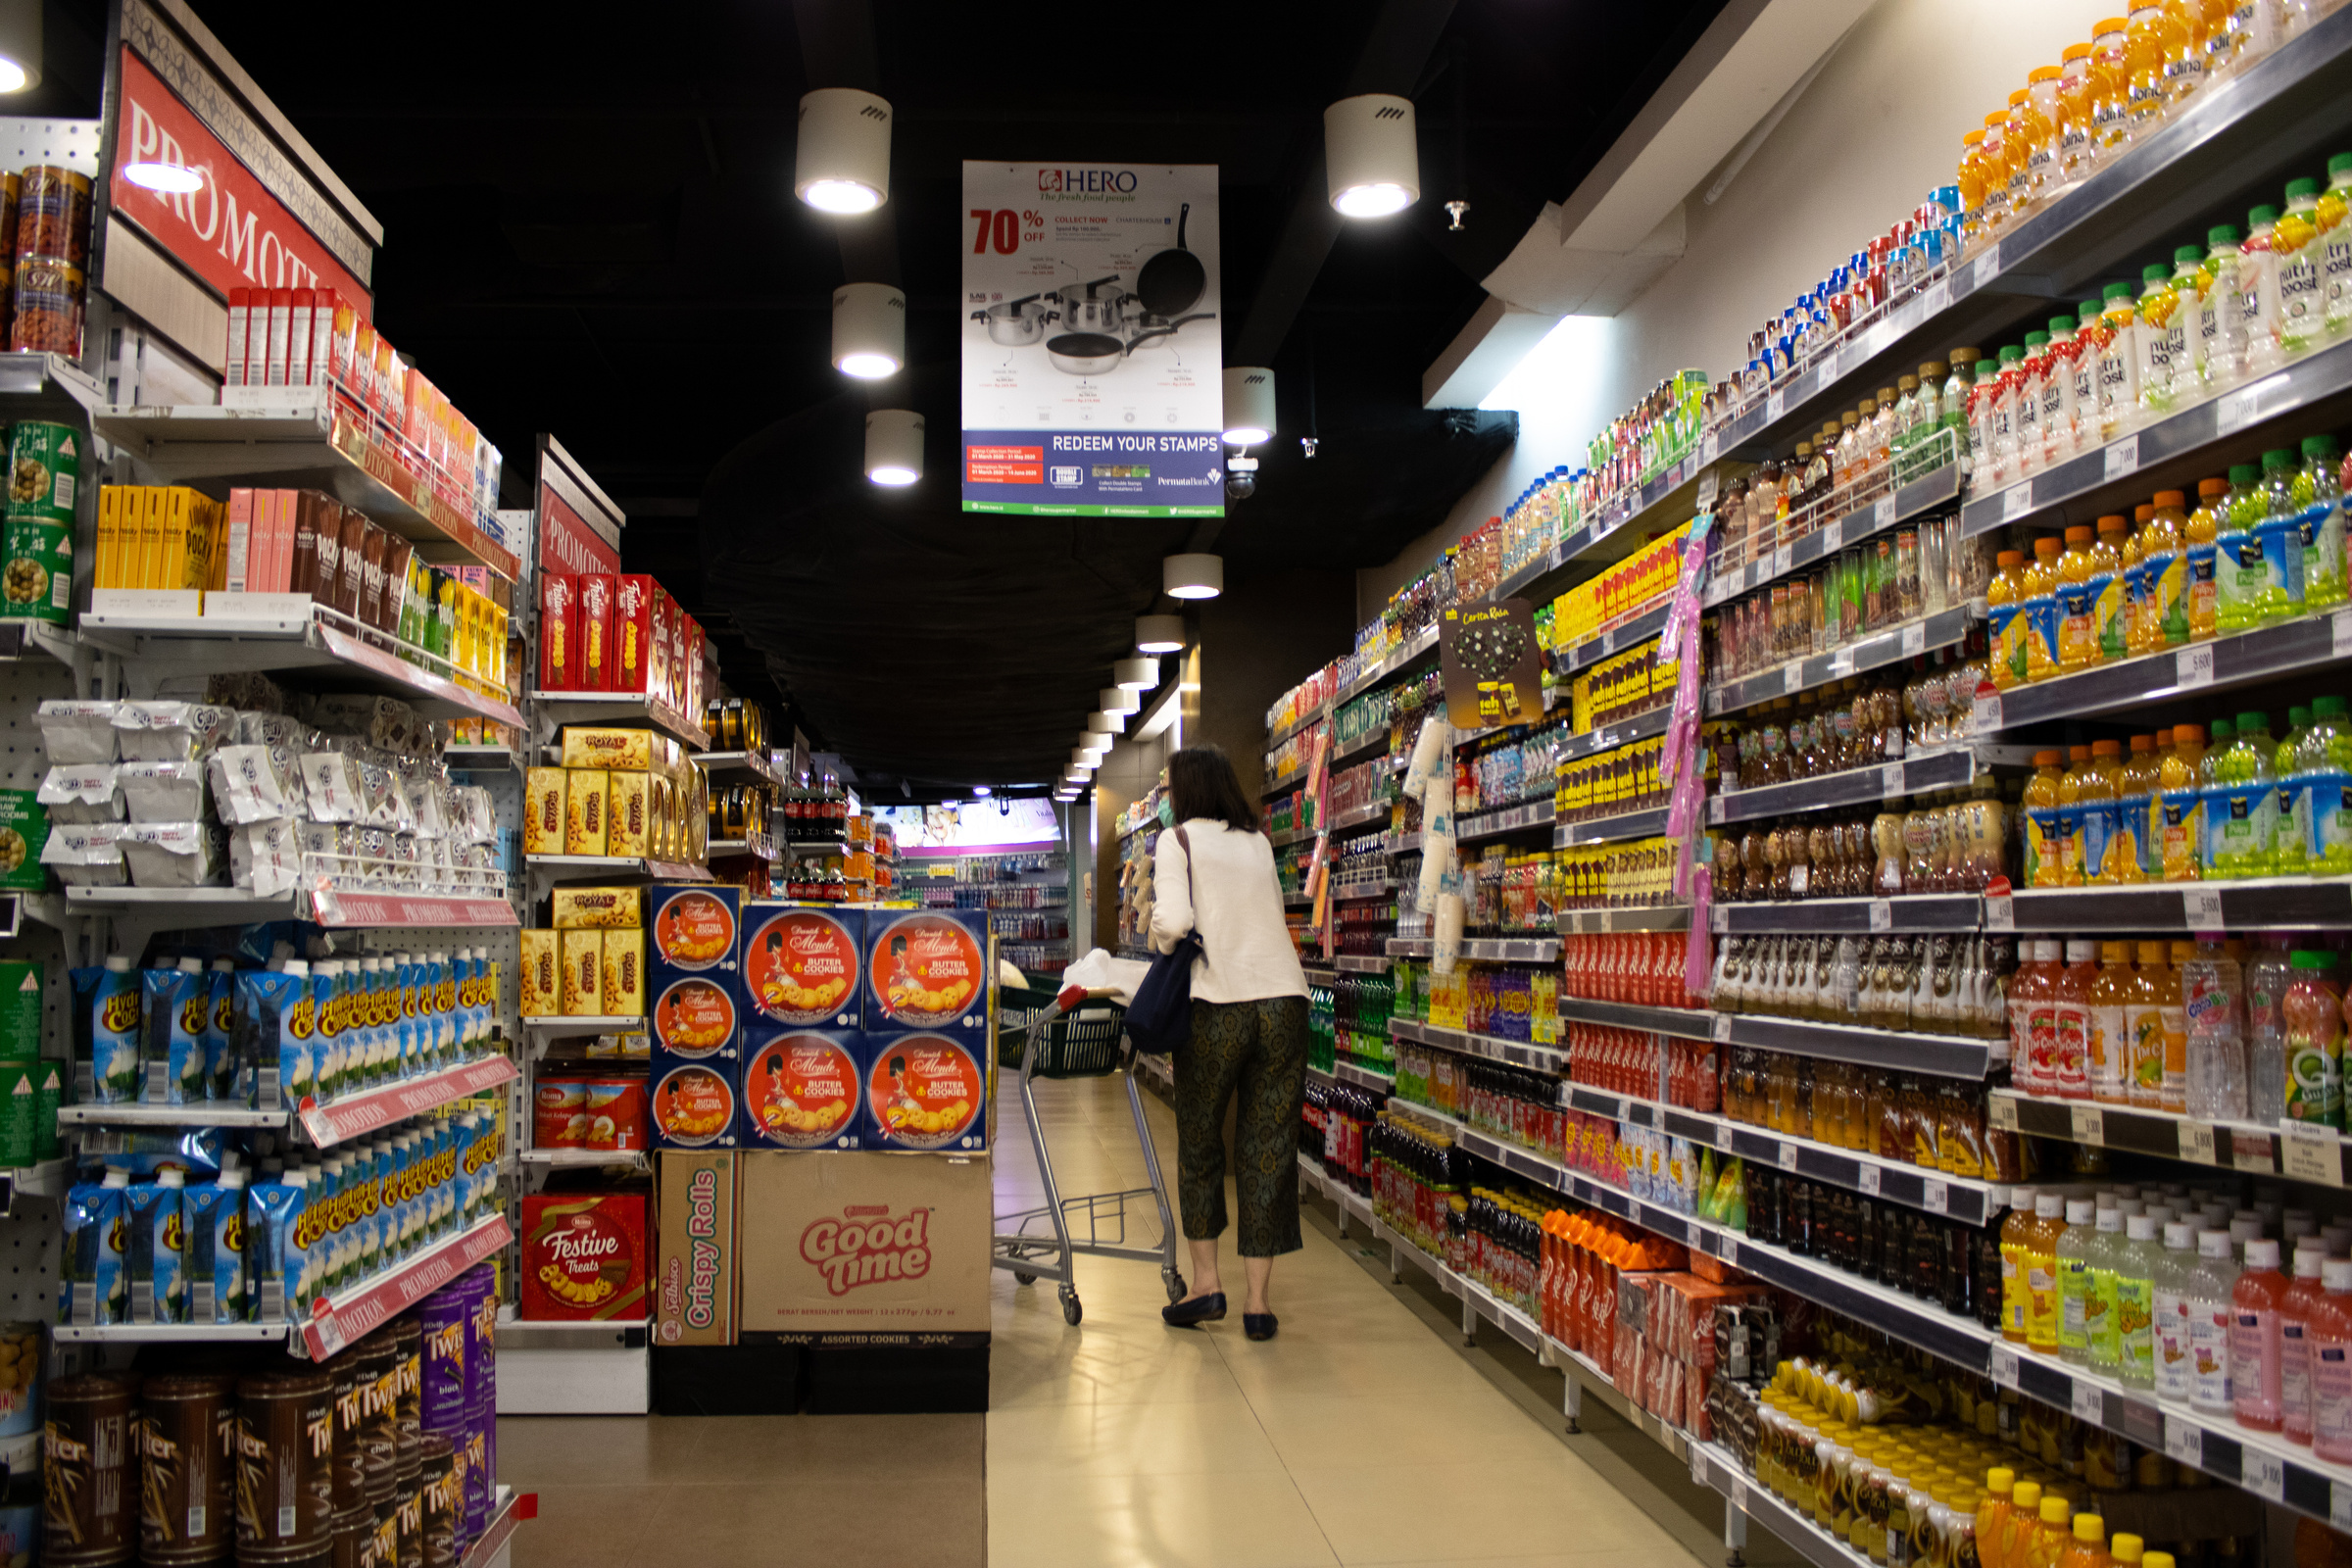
[2061,1511,2112,1568]
[2163,941,2195,1114]
[2278,177,2325,357]
[2255,447,2306,623]
[2018,67,2062,212]
[2155,1220,2202,1399]
[2056,525,2101,671]
[2090,15,2134,156]
[2183,933,2248,1118]
[2305,696,2352,875]
[2127,941,2170,1108]
[2082,1200,2128,1368]
[2242,207,2285,375]
[2055,939,2099,1099]
[2004,1482,2046,1568]
[2188,1228,2239,1413]
[2247,931,2294,1123]
[2024,752,2067,888]
[2092,514,2129,663]
[2217,465,2266,633]
[2096,282,2142,441]
[2057,745,2096,887]
[1989,345,2026,485]
[2012,942,2058,1093]
[2137,492,2187,651]
[2281,1242,2329,1445]
[2111,1534,2143,1568]
[2017,338,2050,473]
[2278,708,2315,876]
[2216,713,2278,878]
[2002,1189,2042,1342]
[2135,264,2183,416]
[2071,297,2112,445]
[2119,733,2160,880]
[1989,550,2030,689]
[2117,510,2148,652]
[2114,1211,2163,1387]
[2026,536,2066,683]
[1958,130,1990,245]
[2160,724,2207,880]
[2308,1258,2352,1461]
[2028,1494,2074,1568]
[2125,0,2179,126]
[2168,244,2209,386]
[2090,941,2135,1103]
[2199,225,2246,389]
[2284,950,2343,1129]
[2027,1192,2068,1352]
[2083,740,2127,882]
[2233,1237,2288,1431]
[2042,318,2082,466]
[2295,434,2346,612]
[1979,1469,2019,1568]
[2055,46,2098,183]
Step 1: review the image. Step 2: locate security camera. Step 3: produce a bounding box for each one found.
[1225,454,1258,502]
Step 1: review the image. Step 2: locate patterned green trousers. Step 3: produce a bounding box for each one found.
[1174,995,1309,1257]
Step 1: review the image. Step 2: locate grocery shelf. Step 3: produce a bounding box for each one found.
[1267,702,1328,748]
[697,750,780,784]
[521,1015,644,1036]
[1988,1341,2351,1528]
[519,1148,650,1170]
[1976,607,2351,735]
[1384,936,1559,963]
[1549,705,1673,766]
[1557,904,1691,934]
[0,350,103,416]
[59,1100,288,1128]
[1696,1445,1846,1568]
[524,854,711,883]
[1389,831,1424,855]
[1711,894,1984,934]
[1392,1015,1567,1073]
[464,1487,528,1568]
[62,884,515,932]
[1702,460,1964,611]
[0,890,68,938]
[1301,965,1339,985]
[76,606,525,727]
[94,395,519,578]
[1553,996,1714,1042]
[1456,799,1556,844]
[1961,336,2352,542]
[1706,602,1980,718]
[1385,1098,1469,1135]
[1339,625,1440,705]
[443,744,518,768]
[707,839,778,862]
[1998,877,2352,931]
[1283,892,1313,909]
[1989,1089,2351,1183]
[1554,603,1675,679]
[1552,461,1711,577]
[1333,955,1389,973]
[1335,1059,1395,1092]
[1304,1062,1336,1090]
[67,885,295,920]
[1332,724,1391,765]
[297,1055,518,1149]
[1552,805,1672,847]
[1705,744,1996,827]
[1326,798,1394,833]
[52,1320,291,1344]
[1295,1152,1374,1229]
[1260,765,1305,798]
[1565,1085,1995,1224]
[1718,1012,1995,1080]
[781,838,850,856]
[300,1213,514,1358]
[530,689,709,753]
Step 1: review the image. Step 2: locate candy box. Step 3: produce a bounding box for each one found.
[518,1191,647,1322]
[863,909,988,1033]
[521,769,564,856]
[737,1028,861,1151]
[736,1150,991,1337]
[563,769,609,857]
[559,726,652,774]
[552,886,642,929]
[655,1150,736,1347]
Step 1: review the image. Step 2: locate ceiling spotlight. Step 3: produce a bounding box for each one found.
[1222,368,1275,446]
[832,283,905,378]
[1135,615,1185,654]
[1163,554,1222,600]
[1101,687,1140,715]
[123,163,202,194]
[795,87,892,214]
[1078,731,1112,755]
[1069,749,1100,769]
[1114,657,1158,690]
[1085,710,1123,734]
[972,785,992,798]
[1326,93,1419,218]
[865,410,923,486]
[1064,764,1090,782]
[0,0,38,93]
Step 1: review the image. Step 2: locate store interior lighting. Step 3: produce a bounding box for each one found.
[832,283,906,378]
[1162,554,1222,600]
[1324,93,1418,218]
[0,0,36,92]
[1222,368,1276,446]
[1078,731,1112,755]
[1100,686,1140,715]
[122,161,201,193]
[864,410,923,486]
[1113,657,1159,690]
[794,87,892,213]
[1135,615,1186,653]
[1085,710,1123,734]
[1063,764,1090,783]
[971,785,991,797]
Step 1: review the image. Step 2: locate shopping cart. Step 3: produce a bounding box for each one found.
[992,983,1184,1325]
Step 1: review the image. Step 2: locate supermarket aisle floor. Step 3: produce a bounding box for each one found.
[986,1068,1718,1568]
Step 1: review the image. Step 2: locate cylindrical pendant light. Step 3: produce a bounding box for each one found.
[1070,748,1099,768]
[1078,730,1112,754]
[1222,368,1276,446]
[1064,764,1091,782]
[864,411,923,486]
[1135,615,1186,653]
[1163,554,1222,600]
[1085,711,1123,735]
[1325,94,1419,218]
[1101,687,1141,715]
[795,88,892,213]
[1114,657,1159,690]
[0,1,40,93]
[832,284,905,378]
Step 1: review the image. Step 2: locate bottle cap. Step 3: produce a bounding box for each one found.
[2326,1260,2352,1292]
[2092,739,2122,758]
[1987,1467,2016,1493]
[2000,550,2026,566]
[2000,345,2025,365]
[2229,464,2259,485]
[2197,1230,2232,1258]
[2067,524,2093,544]
[2143,264,2170,283]
[2037,1194,2066,1218]
[2067,1200,2096,1224]
[2144,1555,2174,1568]
[2176,245,2204,266]
[2034,750,2062,765]
[2287,177,2320,199]
[2041,1496,2073,1525]
[2075,1515,2106,1544]
[2080,299,2105,322]
[2098,1206,2125,1233]
[2208,225,2240,248]
[2013,1481,2043,1510]
[2245,1238,2281,1269]
[2293,951,2335,969]
[2129,735,2153,754]
[2049,316,2077,333]
[2103,281,2134,301]
[2163,1221,2193,1249]
[2154,490,2185,508]
[2099,514,2130,533]
[2296,1244,2328,1277]
[2330,153,2352,177]
[2250,206,2279,226]
[2113,1535,2143,1564]
[2264,448,2295,472]
[2036,536,2064,559]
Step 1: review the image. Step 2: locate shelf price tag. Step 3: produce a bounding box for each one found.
[1874,494,1897,533]
[1778,1143,1800,1172]
[1974,242,2003,289]
[1883,764,1905,797]
[1691,1446,1710,1487]
[1856,1163,1882,1197]
[1716,1122,1736,1152]
[2070,1103,2107,1145]
[1923,1179,1949,1215]
[1785,662,1806,696]
[1767,389,1787,422]
[2332,610,2352,660]
[2176,644,2215,690]
[2182,888,2224,927]
[1903,621,1928,658]
[2243,1449,2285,1502]
[2072,1379,2106,1425]
[1712,1014,1733,1043]
[2280,1122,2343,1186]
[1985,892,2015,932]
[2104,434,2141,482]
[1817,354,1839,389]
[1973,690,2004,734]
[2178,1119,2220,1165]
[2333,1481,2352,1534]
[1869,899,1893,932]
[1773,545,1793,579]
[2002,483,2036,522]
[1990,1344,2021,1388]
[1688,1219,1705,1249]
[2164,1416,2202,1469]
[1990,1094,2021,1133]
[1925,280,1952,315]
[1701,432,1721,467]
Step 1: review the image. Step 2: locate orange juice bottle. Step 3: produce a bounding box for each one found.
[2001,91,2037,226]
[2161,940,2194,1113]
[2089,19,2133,158]
[2116,733,2158,881]
[2005,1482,2047,1568]
[2026,750,2067,887]
[2002,1195,2042,1343]
[2159,723,2206,881]
[2057,525,2100,671]
[2027,1195,2069,1351]
[2102,514,2136,661]
[2112,1535,2146,1568]
[1979,1469,2020,1568]
[1989,549,2030,690]
[2055,44,2100,182]
[2185,476,2227,640]
[2085,739,2128,882]
[1980,112,2014,238]
[2027,1492,2074,1568]
[2018,68,2063,214]
[2125,0,2181,135]
[2060,1512,2113,1568]
[2026,536,2065,683]
[2057,744,2095,886]
[2126,941,2168,1108]
[1959,130,1990,246]
[2140,490,2190,650]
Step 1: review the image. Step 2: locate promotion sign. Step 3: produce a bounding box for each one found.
[1440,599,1544,730]
[960,163,1225,517]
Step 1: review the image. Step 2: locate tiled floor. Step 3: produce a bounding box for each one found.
[500,1069,1756,1568]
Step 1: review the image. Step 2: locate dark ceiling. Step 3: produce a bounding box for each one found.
[99,0,1726,792]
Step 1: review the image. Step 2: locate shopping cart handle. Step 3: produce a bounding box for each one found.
[1056,985,1122,1009]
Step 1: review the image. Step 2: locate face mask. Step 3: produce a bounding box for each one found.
[1157,798,1175,828]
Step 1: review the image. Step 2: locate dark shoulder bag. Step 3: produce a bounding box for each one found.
[1126,824,1201,1055]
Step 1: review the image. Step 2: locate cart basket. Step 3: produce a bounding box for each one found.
[998,983,1129,1078]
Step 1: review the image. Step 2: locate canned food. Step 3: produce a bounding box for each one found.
[0,1319,37,1437]
[11,254,83,356]
[531,1079,586,1148]
[356,1336,398,1503]
[46,1372,137,1567]
[15,166,88,266]
[6,418,77,524]
[328,1353,368,1515]
[233,1368,336,1563]
[417,1436,458,1568]
[2,514,71,623]
[137,1373,234,1566]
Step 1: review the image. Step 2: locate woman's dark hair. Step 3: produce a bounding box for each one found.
[1166,745,1259,834]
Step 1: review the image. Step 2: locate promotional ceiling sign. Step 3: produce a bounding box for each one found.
[535,434,624,577]
[960,162,1225,517]
[1441,599,1544,730]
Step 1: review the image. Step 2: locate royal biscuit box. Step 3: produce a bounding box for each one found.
[648,883,744,1151]
[862,909,989,1036]
[739,904,862,1031]
[737,1026,863,1151]
[859,1029,988,1152]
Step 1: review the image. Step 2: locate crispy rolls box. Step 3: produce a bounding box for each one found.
[656,1150,737,1346]
[738,1151,991,1339]
[519,1192,648,1322]
[649,884,745,1150]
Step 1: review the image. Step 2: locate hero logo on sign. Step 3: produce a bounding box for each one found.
[801,1202,933,1296]
[1038,169,1139,193]
[108,51,370,307]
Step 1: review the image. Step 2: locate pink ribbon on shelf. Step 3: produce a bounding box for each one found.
[1684,865,1713,996]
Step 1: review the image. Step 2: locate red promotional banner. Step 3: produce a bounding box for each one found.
[537,481,621,576]
[109,50,370,308]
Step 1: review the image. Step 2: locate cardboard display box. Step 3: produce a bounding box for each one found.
[655,1150,738,1347]
[737,1150,991,1339]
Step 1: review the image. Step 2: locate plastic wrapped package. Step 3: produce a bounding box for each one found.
[112,701,233,762]
[306,693,422,753]
[208,746,302,825]
[120,821,222,888]
[41,822,124,886]
[228,820,306,898]
[36,699,118,764]
[38,764,120,825]
[117,761,208,824]
[232,710,316,751]
[298,752,365,822]
[403,780,449,840]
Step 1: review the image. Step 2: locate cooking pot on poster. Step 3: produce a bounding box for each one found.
[1044,314,1216,375]
[970,293,1055,346]
[1054,275,1129,336]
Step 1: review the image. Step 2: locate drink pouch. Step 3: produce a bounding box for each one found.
[142,967,205,1104]
[75,1125,225,1177]
[247,1176,306,1322]
[203,963,236,1100]
[239,969,311,1110]
[58,1177,124,1326]
[83,962,142,1103]
[122,1180,184,1324]
[181,1181,250,1324]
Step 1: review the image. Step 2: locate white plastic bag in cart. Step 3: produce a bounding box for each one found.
[1061,948,1153,1006]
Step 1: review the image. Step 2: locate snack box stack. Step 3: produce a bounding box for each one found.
[858,907,992,1154]
[734,902,865,1152]
[647,884,748,1152]
[522,725,708,868]
[535,571,708,722]
[519,886,648,1023]
[518,1188,648,1322]
[1615,1269,1769,1441]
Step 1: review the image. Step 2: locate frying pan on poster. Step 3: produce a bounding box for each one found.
[1133,203,1206,318]
[1045,314,1217,375]
[970,293,1054,346]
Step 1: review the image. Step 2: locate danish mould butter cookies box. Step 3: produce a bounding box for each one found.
[739,1028,862,1151]
[737,1150,991,1338]
[655,1150,737,1346]
[864,910,988,1036]
[648,884,744,1150]
[860,1032,987,1152]
[741,904,861,1030]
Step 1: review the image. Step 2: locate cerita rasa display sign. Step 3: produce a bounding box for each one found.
[959,162,1224,517]
[1441,598,1544,730]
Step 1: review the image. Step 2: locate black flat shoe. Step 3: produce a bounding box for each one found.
[1244,1313,1279,1341]
[1162,1292,1227,1327]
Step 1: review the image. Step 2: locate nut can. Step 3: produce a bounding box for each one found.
[45,1371,136,1567]
[11,254,83,356]
[137,1373,234,1566]
[15,166,88,266]
[232,1368,335,1563]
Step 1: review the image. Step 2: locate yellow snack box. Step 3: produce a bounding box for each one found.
[603,928,647,1017]
[606,770,650,858]
[519,929,562,1018]
[559,928,605,1015]
[551,886,643,930]
[564,768,610,857]
[523,769,565,856]
[560,726,652,773]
